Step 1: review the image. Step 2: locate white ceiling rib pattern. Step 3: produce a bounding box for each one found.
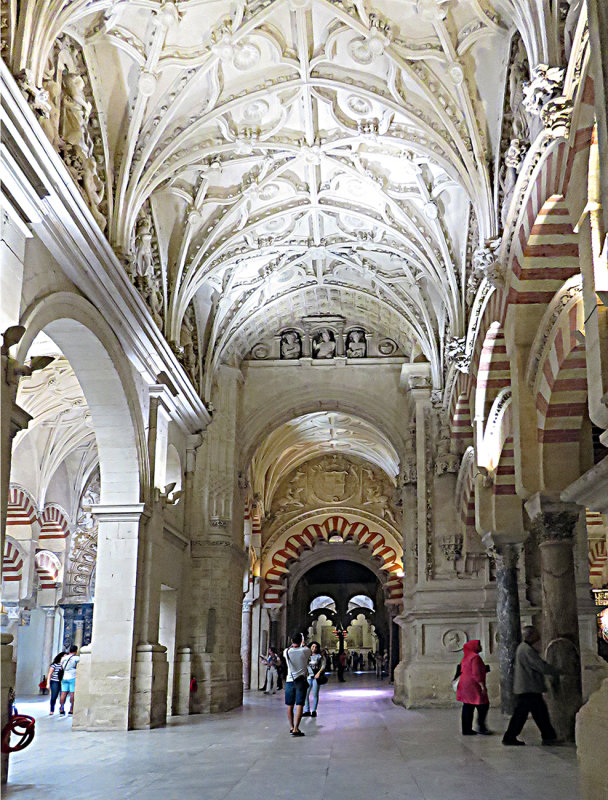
[10,0,511,395]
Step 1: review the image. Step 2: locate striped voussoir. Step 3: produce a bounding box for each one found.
[39,504,70,540]
[475,323,510,425]
[2,541,24,582]
[494,436,517,496]
[535,303,587,445]
[7,486,38,526]
[34,550,60,590]
[263,515,403,605]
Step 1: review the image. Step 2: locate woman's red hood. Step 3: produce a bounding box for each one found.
[463,639,481,655]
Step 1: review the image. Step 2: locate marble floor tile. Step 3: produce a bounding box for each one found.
[5,675,581,800]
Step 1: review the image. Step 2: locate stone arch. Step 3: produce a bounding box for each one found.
[34,549,61,589]
[262,514,403,607]
[528,279,588,491]
[39,503,70,541]
[16,292,148,504]
[2,537,25,585]
[474,322,510,444]
[456,447,478,553]
[7,484,38,525]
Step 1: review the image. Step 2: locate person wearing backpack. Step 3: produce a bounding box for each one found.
[59,645,80,716]
[46,651,66,715]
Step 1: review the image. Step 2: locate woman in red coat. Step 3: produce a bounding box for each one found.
[456,639,490,735]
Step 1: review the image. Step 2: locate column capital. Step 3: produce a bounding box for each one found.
[242,599,254,613]
[524,494,581,544]
[267,607,281,622]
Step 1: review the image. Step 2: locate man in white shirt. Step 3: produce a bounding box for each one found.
[59,644,80,716]
[283,632,311,737]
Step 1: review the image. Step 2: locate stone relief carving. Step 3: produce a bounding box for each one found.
[312,329,336,359]
[20,37,107,231]
[400,426,417,486]
[280,330,302,360]
[445,337,470,374]
[63,472,99,603]
[346,329,366,358]
[270,454,398,526]
[435,423,460,475]
[440,534,464,563]
[523,64,572,139]
[442,629,467,652]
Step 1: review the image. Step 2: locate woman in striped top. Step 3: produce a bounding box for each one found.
[47,651,65,715]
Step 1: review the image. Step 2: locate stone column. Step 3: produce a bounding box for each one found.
[268,608,281,649]
[72,504,168,731]
[526,495,583,741]
[41,608,56,680]
[494,544,522,714]
[190,367,244,713]
[408,376,432,584]
[241,599,253,690]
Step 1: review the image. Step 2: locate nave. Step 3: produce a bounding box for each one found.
[7,675,580,800]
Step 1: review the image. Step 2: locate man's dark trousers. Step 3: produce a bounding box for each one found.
[503,693,557,742]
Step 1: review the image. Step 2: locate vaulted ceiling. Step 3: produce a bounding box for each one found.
[6,0,530,390]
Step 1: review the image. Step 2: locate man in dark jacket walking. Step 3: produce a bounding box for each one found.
[502,626,560,746]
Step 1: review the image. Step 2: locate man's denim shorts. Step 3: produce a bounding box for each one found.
[284,676,307,706]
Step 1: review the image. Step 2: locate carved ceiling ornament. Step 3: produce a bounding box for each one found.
[63,470,100,604]
[268,453,398,528]
[6,0,518,399]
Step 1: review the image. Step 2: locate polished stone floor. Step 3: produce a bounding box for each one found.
[7,674,580,800]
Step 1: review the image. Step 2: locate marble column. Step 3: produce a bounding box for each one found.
[241,600,253,690]
[526,495,583,741]
[494,544,522,714]
[41,608,56,680]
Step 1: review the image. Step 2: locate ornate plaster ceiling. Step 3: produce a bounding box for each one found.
[250,410,399,512]
[7,0,517,394]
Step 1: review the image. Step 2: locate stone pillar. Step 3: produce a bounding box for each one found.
[73,619,84,649]
[173,646,192,715]
[190,367,244,714]
[526,495,583,741]
[494,544,522,714]
[41,608,56,680]
[406,375,432,584]
[241,599,253,690]
[268,608,281,649]
[72,504,167,731]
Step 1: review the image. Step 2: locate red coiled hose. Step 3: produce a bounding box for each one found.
[1,714,35,753]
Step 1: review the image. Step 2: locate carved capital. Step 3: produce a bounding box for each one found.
[494,542,522,571]
[525,495,580,544]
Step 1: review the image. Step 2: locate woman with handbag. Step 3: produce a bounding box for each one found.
[46,651,65,715]
[303,641,326,718]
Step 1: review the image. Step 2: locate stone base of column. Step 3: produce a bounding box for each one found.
[132,643,168,729]
[173,646,192,716]
[193,654,243,713]
[393,602,501,709]
[576,677,608,800]
[1,634,16,785]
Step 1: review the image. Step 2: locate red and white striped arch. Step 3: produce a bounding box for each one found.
[474,323,510,436]
[456,448,476,544]
[34,550,61,590]
[531,284,587,449]
[39,504,70,541]
[588,537,607,584]
[7,486,38,526]
[263,515,403,607]
[2,539,24,583]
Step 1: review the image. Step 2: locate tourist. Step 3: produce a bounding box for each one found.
[260,646,279,694]
[303,641,326,718]
[59,644,80,716]
[283,632,311,737]
[456,639,490,735]
[46,651,65,715]
[502,626,561,746]
[368,651,374,670]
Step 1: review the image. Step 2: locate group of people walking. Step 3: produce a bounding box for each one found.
[455,626,561,745]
